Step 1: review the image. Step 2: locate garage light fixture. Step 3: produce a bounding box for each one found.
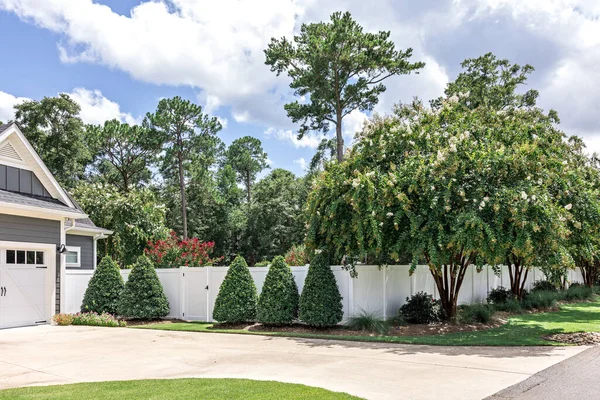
[57,244,67,254]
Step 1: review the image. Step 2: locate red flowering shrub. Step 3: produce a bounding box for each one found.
[284,244,309,266]
[145,231,221,268]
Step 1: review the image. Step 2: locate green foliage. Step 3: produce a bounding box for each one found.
[299,251,343,327]
[72,312,126,327]
[117,256,170,319]
[532,280,558,292]
[73,182,169,266]
[487,287,516,305]
[442,53,539,110]
[265,11,424,162]
[86,119,162,193]
[225,136,269,204]
[257,256,299,325]
[254,260,270,267]
[146,96,222,239]
[14,94,90,186]
[81,256,124,314]
[399,292,441,324]
[244,169,308,263]
[345,310,390,334]
[458,304,495,324]
[213,256,258,323]
[521,291,558,311]
[494,299,523,313]
[564,285,594,301]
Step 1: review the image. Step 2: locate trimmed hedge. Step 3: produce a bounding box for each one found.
[257,256,299,325]
[299,251,343,327]
[117,255,169,319]
[213,256,258,323]
[81,256,124,315]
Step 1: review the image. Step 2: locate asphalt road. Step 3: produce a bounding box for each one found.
[488,346,600,399]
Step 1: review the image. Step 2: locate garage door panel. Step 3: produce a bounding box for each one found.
[0,246,50,329]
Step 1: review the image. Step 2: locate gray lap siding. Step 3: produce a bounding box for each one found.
[66,234,94,270]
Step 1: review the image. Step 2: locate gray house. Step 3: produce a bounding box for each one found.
[0,122,111,329]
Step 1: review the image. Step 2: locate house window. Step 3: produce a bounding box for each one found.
[65,246,81,268]
[5,250,45,265]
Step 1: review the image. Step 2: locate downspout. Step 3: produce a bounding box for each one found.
[93,233,107,269]
[64,218,77,234]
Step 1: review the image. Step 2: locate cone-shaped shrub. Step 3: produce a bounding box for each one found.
[117,255,169,319]
[213,255,257,323]
[299,251,343,327]
[81,256,124,315]
[257,256,299,325]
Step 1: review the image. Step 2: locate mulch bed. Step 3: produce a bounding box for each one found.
[544,332,600,345]
[208,320,504,337]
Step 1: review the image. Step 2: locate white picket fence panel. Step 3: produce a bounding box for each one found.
[64,265,584,321]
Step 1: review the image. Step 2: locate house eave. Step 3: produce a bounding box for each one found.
[0,202,87,220]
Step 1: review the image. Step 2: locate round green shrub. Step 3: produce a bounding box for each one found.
[486,286,515,305]
[399,292,441,324]
[532,280,558,292]
[81,256,124,315]
[117,255,170,319]
[299,251,343,327]
[213,256,258,323]
[257,256,299,325]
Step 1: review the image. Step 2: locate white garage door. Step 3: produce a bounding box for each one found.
[0,248,50,329]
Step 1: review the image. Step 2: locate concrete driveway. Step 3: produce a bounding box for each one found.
[0,325,587,400]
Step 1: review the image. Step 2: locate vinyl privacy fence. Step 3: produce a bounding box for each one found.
[64,265,584,321]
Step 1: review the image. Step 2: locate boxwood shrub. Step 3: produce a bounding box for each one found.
[213,255,258,323]
[299,251,343,327]
[117,255,169,319]
[257,256,299,325]
[399,292,441,324]
[81,256,124,315]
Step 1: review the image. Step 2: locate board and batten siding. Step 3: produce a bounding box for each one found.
[66,234,94,270]
[0,164,52,197]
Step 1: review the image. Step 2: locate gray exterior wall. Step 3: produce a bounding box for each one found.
[0,214,61,312]
[0,214,60,244]
[66,234,94,270]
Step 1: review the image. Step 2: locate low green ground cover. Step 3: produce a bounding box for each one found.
[0,379,360,400]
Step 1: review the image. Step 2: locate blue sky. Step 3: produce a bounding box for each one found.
[1,0,599,177]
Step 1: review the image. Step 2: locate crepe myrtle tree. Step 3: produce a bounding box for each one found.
[560,137,600,288]
[306,93,573,318]
[265,11,424,162]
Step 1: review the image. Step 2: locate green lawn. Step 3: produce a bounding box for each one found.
[0,379,361,400]
[134,299,600,346]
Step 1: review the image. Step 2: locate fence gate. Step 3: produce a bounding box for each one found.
[182,268,209,321]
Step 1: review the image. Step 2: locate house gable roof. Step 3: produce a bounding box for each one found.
[0,123,75,208]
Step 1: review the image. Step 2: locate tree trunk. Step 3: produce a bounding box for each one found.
[507,259,529,299]
[335,112,344,163]
[178,152,188,240]
[579,261,598,288]
[426,254,471,319]
[245,173,251,205]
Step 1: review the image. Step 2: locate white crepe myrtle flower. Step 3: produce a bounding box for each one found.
[483,196,490,202]
[565,203,573,210]
[445,205,451,212]
[314,249,323,254]
[480,201,486,208]
[521,191,528,200]
[448,95,459,104]
[386,212,394,217]
[574,221,582,229]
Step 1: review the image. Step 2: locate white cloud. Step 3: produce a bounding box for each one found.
[293,157,307,170]
[0,91,30,122]
[216,116,228,129]
[67,88,137,125]
[264,127,325,149]
[342,109,369,143]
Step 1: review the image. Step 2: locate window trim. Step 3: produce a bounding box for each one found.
[65,246,81,268]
